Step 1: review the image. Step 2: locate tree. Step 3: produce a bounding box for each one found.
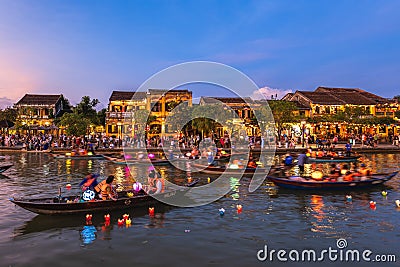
[96,108,107,126]
[0,108,17,122]
[74,96,100,124]
[58,113,91,136]
[265,100,299,138]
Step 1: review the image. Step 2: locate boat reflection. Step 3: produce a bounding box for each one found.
[13,204,174,238]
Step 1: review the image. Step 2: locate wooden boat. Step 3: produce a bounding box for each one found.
[10,189,180,215]
[266,171,398,190]
[191,163,267,175]
[0,164,13,173]
[103,155,173,166]
[184,178,200,187]
[307,155,360,163]
[51,153,105,160]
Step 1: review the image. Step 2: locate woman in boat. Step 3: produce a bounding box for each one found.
[357,163,371,181]
[95,175,117,201]
[328,164,340,181]
[247,157,257,168]
[79,173,99,191]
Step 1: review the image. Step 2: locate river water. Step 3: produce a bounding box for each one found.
[0,152,399,266]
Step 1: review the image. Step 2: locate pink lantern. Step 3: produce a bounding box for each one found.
[133,182,142,192]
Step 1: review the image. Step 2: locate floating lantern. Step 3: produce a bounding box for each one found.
[395,200,400,208]
[148,153,155,159]
[186,152,192,157]
[125,218,132,226]
[85,214,93,224]
[346,195,352,201]
[236,204,243,213]
[133,182,142,192]
[123,214,129,221]
[118,219,124,226]
[219,208,225,216]
[104,214,111,222]
[207,177,211,183]
[149,207,155,216]
[369,201,376,209]
[185,229,191,233]
[127,192,134,197]
[82,189,96,201]
[66,183,72,190]
[381,191,388,197]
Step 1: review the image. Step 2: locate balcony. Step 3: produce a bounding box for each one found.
[106,112,133,119]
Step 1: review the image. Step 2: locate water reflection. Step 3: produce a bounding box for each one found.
[80,225,97,246]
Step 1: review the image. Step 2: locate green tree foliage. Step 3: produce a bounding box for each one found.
[74,96,100,124]
[264,100,299,137]
[96,108,107,126]
[0,108,17,122]
[58,113,91,136]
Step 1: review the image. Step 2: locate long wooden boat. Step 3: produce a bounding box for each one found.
[51,153,105,160]
[103,155,174,166]
[10,190,180,215]
[191,163,267,175]
[267,171,398,190]
[307,156,360,163]
[0,164,13,173]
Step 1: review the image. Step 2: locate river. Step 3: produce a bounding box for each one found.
[0,152,399,266]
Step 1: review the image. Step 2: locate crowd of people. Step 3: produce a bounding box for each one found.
[0,130,399,152]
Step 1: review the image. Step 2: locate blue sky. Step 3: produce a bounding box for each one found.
[0,0,399,109]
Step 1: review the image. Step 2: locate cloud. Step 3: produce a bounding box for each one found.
[0,97,15,109]
[251,86,293,100]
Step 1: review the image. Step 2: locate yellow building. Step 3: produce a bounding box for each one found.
[283,87,399,137]
[14,94,70,135]
[105,91,147,138]
[146,89,192,137]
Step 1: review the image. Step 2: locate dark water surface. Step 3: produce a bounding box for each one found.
[0,152,399,266]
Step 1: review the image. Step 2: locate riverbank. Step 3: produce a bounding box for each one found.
[1,143,399,154]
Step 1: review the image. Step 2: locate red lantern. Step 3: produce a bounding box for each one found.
[149,207,155,216]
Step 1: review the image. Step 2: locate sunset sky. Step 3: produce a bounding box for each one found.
[0,0,399,109]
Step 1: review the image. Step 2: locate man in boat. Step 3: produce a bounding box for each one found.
[297,150,308,173]
[79,173,99,191]
[94,175,117,201]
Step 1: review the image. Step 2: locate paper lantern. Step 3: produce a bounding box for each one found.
[133,182,142,192]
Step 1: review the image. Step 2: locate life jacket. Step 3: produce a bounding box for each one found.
[83,178,95,188]
[100,183,112,200]
[317,151,324,157]
[94,180,106,193]
[343,173,355,182]
[311,151,317,158]
[359,168,371,176]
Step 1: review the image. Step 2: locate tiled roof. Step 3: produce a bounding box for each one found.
[297,91,344,105]
[148,89,191,94]
[201,97,254,104]
[315,87,389,104]
[15,94,62,106]
[109,91,146,101]
[298,87,386,105]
